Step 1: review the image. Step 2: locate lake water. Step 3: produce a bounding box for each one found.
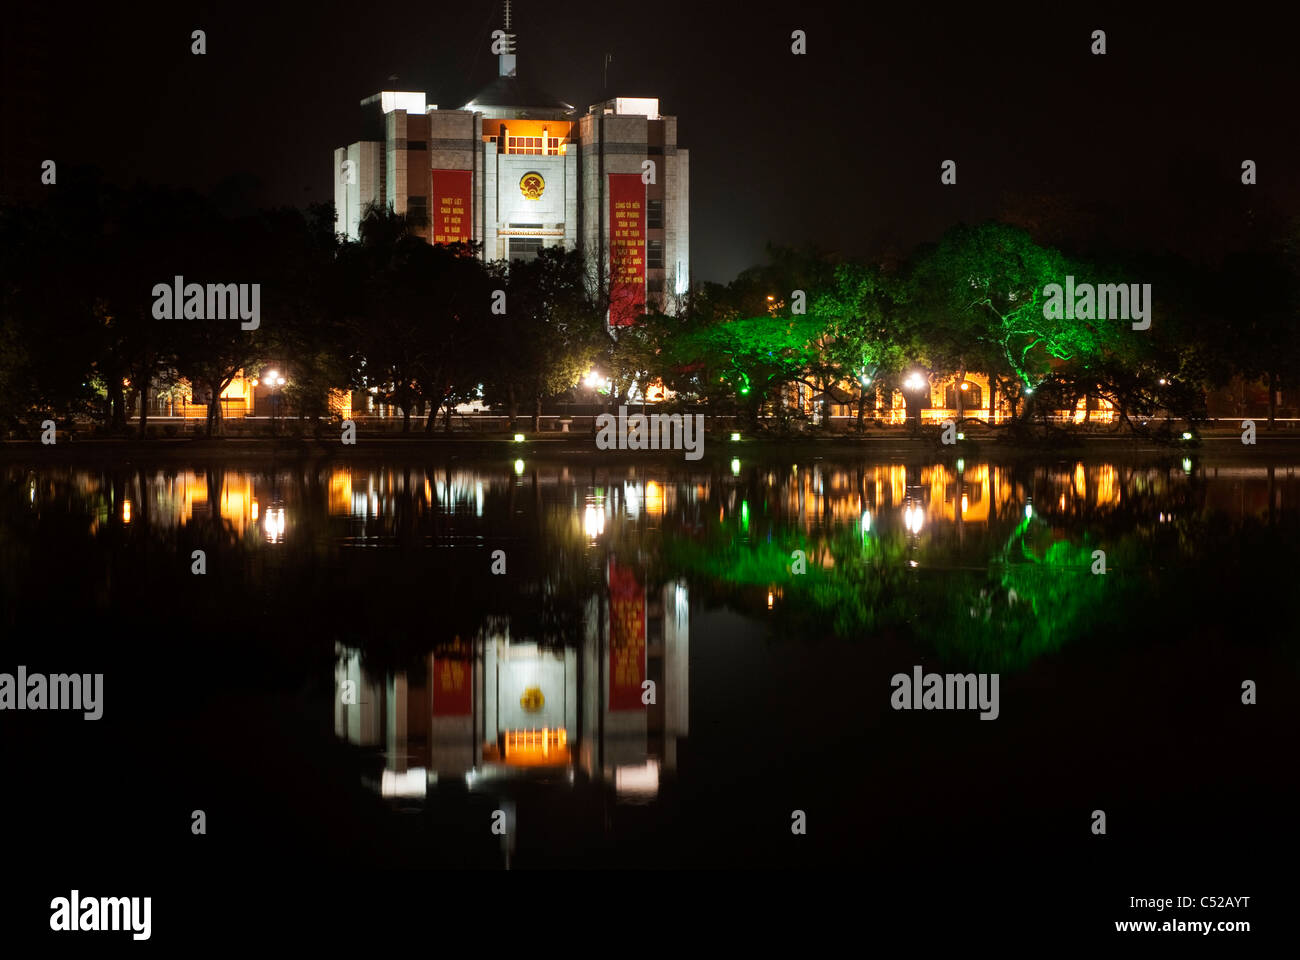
[1,452,1296,889]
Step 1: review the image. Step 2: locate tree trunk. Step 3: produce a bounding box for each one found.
[856,390,866,434]
[988,377,998,425]
[402,401,412,433]
[1268,371,1277,427]
[444,399,453,434]
[532,392,543,432]
[108,377,126,431]
[206,383,222,437]
[138,381,150,439]
[507,384,518,431]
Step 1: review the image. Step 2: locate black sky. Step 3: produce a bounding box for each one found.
[20,1,1300,281]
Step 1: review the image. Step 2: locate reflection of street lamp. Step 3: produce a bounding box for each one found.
[264,506,286,543]
[583,503,605,539]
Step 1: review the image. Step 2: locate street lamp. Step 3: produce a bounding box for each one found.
[265,370,287,433]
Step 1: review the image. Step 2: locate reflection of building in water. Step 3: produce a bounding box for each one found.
[762,462,1129,533]
[334,572,690,800]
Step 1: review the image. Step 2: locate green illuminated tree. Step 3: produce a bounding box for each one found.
[908,223,1093,420]
[808,263,910,429]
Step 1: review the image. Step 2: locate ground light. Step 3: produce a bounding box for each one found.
[513,434,525,442]
[957,432,965,440]
[1182,432,1193,441]
[730,432,741,441]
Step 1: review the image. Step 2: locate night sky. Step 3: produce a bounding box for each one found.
[17,2,1300,281]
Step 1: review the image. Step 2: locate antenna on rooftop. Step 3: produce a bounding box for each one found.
[498,0,517,77]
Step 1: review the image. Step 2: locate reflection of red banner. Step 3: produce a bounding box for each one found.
[608,174,645,326]
[432,657,472,716]
[431,169,472,244]
[608,557,646,711]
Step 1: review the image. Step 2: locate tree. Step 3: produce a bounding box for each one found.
[811,262,908,431]
[907,223,1107,424]
[338,204,438,433]
[1217,249,1300,427]
[483,248,603,431]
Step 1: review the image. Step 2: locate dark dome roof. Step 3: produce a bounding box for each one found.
[462,75,573,115]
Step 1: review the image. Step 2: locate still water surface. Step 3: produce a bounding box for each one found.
[2,453,1297,872]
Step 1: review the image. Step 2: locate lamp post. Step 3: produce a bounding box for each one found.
[903,371,928,435]
[265,370,286,434]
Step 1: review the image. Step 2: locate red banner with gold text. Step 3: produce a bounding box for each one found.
[432,655,472,716]
[608,174,645,326]
[431,169,472,245]
[608,557,647,710]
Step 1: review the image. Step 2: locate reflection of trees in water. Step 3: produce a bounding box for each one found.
[5,460,1297,676]
[933,515,1119,670]
[658,462,1300,671]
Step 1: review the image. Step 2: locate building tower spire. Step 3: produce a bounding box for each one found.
[498,1,517,78]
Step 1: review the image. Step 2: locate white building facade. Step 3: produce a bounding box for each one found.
[333,17,689,321]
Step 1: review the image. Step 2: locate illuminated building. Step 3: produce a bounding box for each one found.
[332,3,690,323]
[790,370,1118,425]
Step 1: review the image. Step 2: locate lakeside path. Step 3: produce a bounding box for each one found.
[5,428,1300,465]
